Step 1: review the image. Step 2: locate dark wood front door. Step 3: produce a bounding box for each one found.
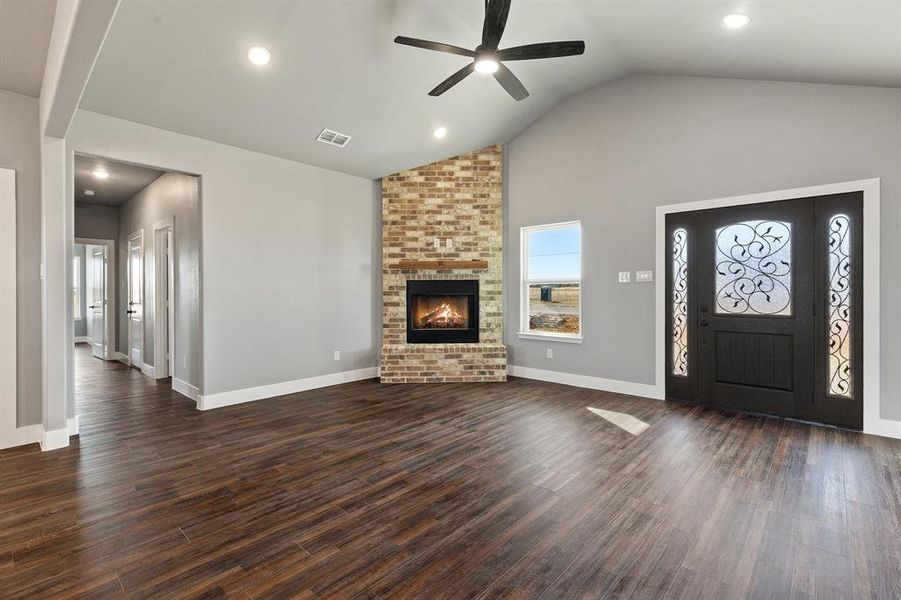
[666,193,863,429]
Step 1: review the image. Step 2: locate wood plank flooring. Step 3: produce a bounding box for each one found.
[1,344,900,598]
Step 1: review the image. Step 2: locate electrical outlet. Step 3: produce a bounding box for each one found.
[618,271,631,283]
[445,238,453,249]
[636,270,654,283]
[434,237,440,248]
[334,350,341,361]
[546,348,554,359]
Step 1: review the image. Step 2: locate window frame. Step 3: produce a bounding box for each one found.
[518,220,583,343]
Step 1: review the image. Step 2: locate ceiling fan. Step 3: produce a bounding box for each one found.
[394,0,585,101]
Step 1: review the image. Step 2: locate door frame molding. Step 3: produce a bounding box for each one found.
[0,169,17,449]
[126,229,145,369]
[152,217,175,379]
[75,237,116,360]
[654,178,891,438]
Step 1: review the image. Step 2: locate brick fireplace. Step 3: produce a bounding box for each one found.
[380,145,507,383]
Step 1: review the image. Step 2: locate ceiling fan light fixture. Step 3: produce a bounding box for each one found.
[474,57,499,75]
[394,1,583,101]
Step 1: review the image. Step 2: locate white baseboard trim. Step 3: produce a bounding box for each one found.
[67,415,80,436]
[0,424,42,450]
[40,427,70,451]
[74,336,91,344]
[865,417,901,440]
[197,367,379,411]
[172,378,200,402]
[114,352,130,365]
[141,363,156,378]
[508,365,663,400]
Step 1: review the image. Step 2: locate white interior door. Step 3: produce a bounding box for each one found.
[127,233,144,366]
[90,246,106,358]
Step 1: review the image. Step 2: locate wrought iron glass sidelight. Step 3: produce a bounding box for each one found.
[671,228,689,376]
[827,214,852,398]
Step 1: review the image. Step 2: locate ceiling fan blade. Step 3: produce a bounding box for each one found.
[498,41,585,61]
[482,0,511,49]
[394,36,475,57]
[493,62,529,101]
[429,63,476,96]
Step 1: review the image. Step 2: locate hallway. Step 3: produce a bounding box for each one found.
[74,342,189,439]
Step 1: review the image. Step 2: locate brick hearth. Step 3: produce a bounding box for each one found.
[380,145,507,383]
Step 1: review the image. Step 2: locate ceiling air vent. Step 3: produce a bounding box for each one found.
[316,128,352,148]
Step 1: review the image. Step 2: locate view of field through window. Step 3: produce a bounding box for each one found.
[525,223,581,336]
[528,283,580,334]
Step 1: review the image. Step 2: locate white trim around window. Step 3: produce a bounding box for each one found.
[518,220,583,343]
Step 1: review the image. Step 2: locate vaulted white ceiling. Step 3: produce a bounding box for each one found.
[80,0,901,179]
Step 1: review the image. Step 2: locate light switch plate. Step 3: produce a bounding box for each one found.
[636,270,654,283]
[618,271,631,283]
[546,348,554,359]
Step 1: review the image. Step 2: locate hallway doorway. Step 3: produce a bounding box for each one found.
[72,155,202,430]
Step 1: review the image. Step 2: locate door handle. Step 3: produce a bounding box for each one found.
[700,318,709,327]
[127,310,135,315]
[700,305,709,326]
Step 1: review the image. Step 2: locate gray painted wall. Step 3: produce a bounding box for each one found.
[0,89,42,427]
[117,172,201,386]
[75,202,120,241]
[67,110,378,399]
[73,244,87,338]
[504,74,901,422]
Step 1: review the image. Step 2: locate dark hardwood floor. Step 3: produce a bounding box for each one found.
[1,344,900,598]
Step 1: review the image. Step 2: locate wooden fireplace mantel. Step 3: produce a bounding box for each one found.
[394,259,488,270]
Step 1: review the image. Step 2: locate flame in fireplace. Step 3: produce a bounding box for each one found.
[417,300,467,328]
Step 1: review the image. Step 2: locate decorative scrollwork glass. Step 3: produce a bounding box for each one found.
[672,228,689,376]
[715,220,792,316]
[828,214,852,398]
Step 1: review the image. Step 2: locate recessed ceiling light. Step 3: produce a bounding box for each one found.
[474,57,499,75]
[722,13,751,29]
[247,46,271,66]
[92,168,109,180]
[84,190,95,196]
[433,126,447,139]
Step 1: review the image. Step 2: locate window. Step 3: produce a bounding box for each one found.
[72,256,83,319]
[520,221,581,340]
[714,220,792,316]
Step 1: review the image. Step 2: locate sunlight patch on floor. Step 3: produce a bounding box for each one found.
[587,407,650,436]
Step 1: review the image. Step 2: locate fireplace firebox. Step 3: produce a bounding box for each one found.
[406,280,479,343]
